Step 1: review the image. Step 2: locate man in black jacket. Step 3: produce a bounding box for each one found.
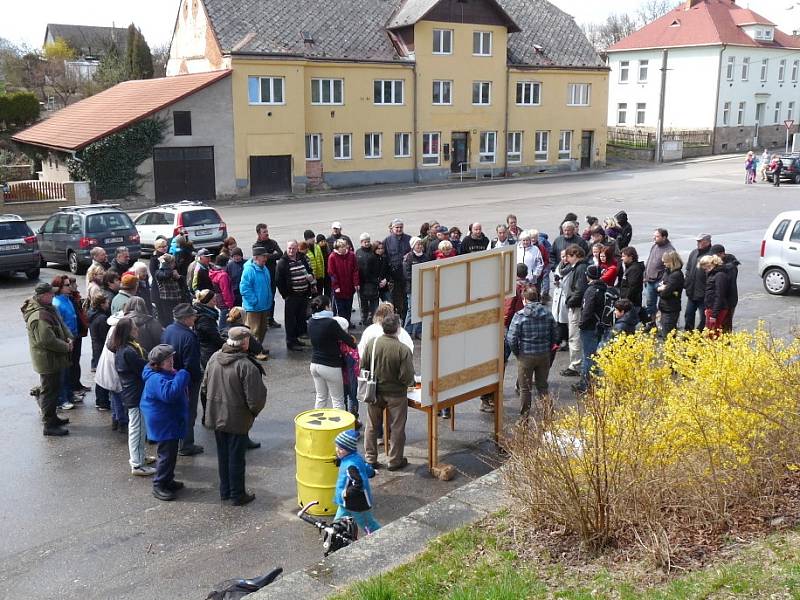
[550,222,588,270]
[618,246,644,308]
[383,219,411,319]
[252,223,283,328]
[561,244,588,377]
[711,243,739,332]
[356,233,381,326]
[576,265,608,393]
[276,240,315,351]
[615,211,633,250]
[683,234,713,331]
[460,222,490,254]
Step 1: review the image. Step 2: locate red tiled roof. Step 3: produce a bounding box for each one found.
[607,0,800,52]
[12,70,231,152]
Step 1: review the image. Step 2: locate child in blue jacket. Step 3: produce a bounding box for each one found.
[333,430,380,534]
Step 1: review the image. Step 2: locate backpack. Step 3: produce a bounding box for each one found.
[342,465,371,512]
[599,285,620,329]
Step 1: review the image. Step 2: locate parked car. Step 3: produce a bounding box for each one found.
[0,214,41,280]
[766,155,800,184]
[37,205,141,275]
[134,201,227,256]
[759,210,800,295]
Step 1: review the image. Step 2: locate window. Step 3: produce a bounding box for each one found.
[394,133,411,158]
[617,102,627,125]
[333,133,351,159]
[507,132,522,163]
[180,209,220,228]
[516,81,541,105]
[311,78,343,105]
[479,131,496,163]
[364,133,382,158]
[772,219,790,241]
[789,101,795,121]
[760,58,768,82]
[305,134,320,160]
[774,101,782,124]
[755,27,774,41]
[422,132,440,165]
[742,57,750,81]
[374,80,403,105]
[793,60,799,82]
[722,101,731,126]
[636,102,646,125]
[737,101,746,125]
[173,111,192,136]
[472,81,491,105]
[779,59,786,83]
[567,83,590,106]
[248,76,285,104]
[535,130,549,161]
[791,221,800,243]
[86,212,134,233]
[432,80,452,105]
[558,130,572,160]
[726,56,735,81]
[619,60,630,83]
[433,29,452,54]
[473,31,492,56]
[638,60,649,82]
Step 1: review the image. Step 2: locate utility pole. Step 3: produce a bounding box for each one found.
[655,48,668,163]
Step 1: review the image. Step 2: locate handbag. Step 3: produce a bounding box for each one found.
[356,337,378,404]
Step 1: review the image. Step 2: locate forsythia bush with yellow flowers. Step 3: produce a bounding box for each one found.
[505,328,800,566]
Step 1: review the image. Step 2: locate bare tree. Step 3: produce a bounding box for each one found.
[637,0,678,24]
[150,43,170,78]
[582,13,640,52]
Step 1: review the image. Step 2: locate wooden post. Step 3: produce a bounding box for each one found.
[430,266,441,470]
[494,253,505,442]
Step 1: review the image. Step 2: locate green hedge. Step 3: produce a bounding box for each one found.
[0,92,40,128]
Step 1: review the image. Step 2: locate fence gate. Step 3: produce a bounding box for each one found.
[153,146,216,203]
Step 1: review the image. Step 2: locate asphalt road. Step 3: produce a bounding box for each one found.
[1,156,797,599]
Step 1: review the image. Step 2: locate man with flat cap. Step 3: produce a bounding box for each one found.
[201,327,267,506]
[22,282,73,436]
[161,303,203,456]
[240,246,274,346]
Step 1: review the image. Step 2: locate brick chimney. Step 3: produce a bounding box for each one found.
[684,0,701,9]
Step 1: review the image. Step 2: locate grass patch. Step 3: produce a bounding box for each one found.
[331,516,800,599]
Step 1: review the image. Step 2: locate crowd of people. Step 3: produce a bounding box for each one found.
[745,148,787,186]
[21,212,740,511]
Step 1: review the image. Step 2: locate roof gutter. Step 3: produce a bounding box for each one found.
[710,44,726,154]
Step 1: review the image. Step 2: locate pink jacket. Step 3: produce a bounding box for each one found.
[327,251,360,299]
[209,269,235,309]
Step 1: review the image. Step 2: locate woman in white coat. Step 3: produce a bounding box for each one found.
[550,249,573,350]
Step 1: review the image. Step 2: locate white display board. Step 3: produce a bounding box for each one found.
[409,246,516,406]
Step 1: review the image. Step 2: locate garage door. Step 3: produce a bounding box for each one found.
[250,155,292,196]
[153,146,216,203]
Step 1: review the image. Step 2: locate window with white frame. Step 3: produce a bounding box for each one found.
[248,76,285,104]
[779,59,786,83]
[472,31,492,56]
[737,101,746,126]
[305,134,321,160]
[793,60,799,82]
[433,29,452,54]
[760,58,768,82]
[774,101,782,124]
[394,132,411,158]
[619,60,630,83]
[789,101,795,122]
[742,57,750,81]
[472,81,491,105]
[311,78,343,105]
[364,133,382,158]
[638,59,649,82]
[507,132,522,163]
[726,56,735,81]
[479,131,496,163]
[558,130,572,160]
[422,132,440,165]
[374,80,404,105]
[617,103,627,125]
[722,101,731,126]
[535,130,549,161]
[636,102,646,125]
[432,80,452,105]
[516,81,541,105]
[567,83,590,106]
[333,133,351,159]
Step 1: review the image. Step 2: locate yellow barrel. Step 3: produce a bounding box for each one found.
[295,408,356,516]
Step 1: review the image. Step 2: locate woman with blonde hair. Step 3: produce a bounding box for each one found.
[699,254,730,333]
[656,250,684,337]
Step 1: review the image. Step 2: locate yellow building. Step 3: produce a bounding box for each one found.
[168,0,608,194]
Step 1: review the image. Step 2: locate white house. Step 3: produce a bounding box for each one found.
[607,0,800,154]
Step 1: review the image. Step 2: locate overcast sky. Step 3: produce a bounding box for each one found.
[1,0,799,50]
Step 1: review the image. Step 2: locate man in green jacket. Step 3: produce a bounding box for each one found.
[22,282,73,436]
[201,327,267,506]
[360,313,415,471]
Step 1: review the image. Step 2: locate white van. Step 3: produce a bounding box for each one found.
[759,210,800,295]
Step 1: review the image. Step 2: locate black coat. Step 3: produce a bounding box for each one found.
[194,303,225,367]
[704,267,731,317]
[88,307,110,366]
[683,247,711,302]
[657,268,684,314]
[275,252,313,298]
[459,233,490,254]
[723,254,740,309]
[566,262,589,308]
[403,251,428,289]
[579,281,607,330]
[617,222,633,250]
[115,343,147,409]
[307,315,356,368]
[618,260,644,306]
[356,248,382,299]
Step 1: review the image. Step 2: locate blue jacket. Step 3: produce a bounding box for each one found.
[240,258,273,313]
[162,322,202,382]
[140,366,190,442]
[53,294,78,336]
[333,451,375,509]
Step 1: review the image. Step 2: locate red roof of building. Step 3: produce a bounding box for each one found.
[12,70,231,152]
[607,0,800,52]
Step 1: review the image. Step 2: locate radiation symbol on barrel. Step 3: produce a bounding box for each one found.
[304,412,343,427]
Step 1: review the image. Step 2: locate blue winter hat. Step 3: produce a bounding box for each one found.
[334,429,359,453]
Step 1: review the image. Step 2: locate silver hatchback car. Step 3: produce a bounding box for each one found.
[758,210,800,295]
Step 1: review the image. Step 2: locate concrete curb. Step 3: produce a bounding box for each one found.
[250,469,509,600]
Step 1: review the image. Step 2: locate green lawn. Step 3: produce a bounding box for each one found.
[331,515,800,600]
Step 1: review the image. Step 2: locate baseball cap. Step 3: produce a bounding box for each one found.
[331,221,342,229]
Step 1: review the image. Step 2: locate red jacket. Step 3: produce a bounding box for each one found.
[209,269,235,309]
[600,260,619,286]
[504,278,526,328]
[327,251,360,299]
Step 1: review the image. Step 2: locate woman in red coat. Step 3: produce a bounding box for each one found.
[599,245,619,286]
[327,239,360,326]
